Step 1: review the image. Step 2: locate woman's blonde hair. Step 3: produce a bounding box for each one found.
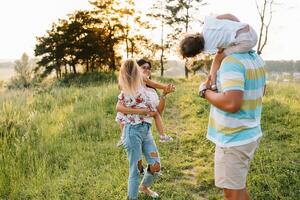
[118,59,144,96]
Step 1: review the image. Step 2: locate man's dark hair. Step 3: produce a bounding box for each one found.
[179,33,205,58]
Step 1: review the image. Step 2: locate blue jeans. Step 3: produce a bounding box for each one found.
[123,122,160,200]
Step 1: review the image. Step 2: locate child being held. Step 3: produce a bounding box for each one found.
[179,13,258,89]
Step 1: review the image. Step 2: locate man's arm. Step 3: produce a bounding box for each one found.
[216,14,240,22]
[205,90,243,113]
[201,56,244,113]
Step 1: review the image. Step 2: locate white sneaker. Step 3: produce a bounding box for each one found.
[139,188,159,198]
[159,134,173,143]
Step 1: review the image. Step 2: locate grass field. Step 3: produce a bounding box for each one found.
[0,73,299,199]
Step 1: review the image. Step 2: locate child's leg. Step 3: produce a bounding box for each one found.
[153,112,165,136]
[224,26,258,56]
[153,112,173,142]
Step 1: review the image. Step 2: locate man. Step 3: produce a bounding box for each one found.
[199,50,266,200]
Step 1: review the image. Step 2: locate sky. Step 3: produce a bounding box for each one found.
[0,0,299,61]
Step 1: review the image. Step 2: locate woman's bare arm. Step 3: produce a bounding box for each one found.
[216,14,240,22]
[116,101,148,115]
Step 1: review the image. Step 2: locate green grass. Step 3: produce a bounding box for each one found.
[0,74,299,199]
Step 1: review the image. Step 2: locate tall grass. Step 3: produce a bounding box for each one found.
[0,75,299,199]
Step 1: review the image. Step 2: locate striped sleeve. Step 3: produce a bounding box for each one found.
[219,56,245,92]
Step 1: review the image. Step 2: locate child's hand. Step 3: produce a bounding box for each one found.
[163,84,176,95]
[209,73,217,90]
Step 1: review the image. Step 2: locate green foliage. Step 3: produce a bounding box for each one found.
[0,75,299,199]
[35,10,112,78]
[188,55,212,75]
[165,0,207,78]
[266,60,300,73]
[7,53,34,89]
[57,72,117,87]
[294,60,300,72]
[34,0,155,80]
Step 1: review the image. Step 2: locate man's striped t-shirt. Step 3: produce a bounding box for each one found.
[207,51,266,147]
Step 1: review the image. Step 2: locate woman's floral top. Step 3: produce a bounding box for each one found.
[116,87,153,125]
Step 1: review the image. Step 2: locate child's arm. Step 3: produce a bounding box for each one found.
[144,77,167,90]
[216,14,240,22]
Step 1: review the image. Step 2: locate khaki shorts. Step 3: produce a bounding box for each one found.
[214,139,260,190]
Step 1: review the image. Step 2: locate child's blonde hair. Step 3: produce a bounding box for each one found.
[118,59,144,96]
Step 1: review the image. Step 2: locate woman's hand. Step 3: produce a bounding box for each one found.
[148,111,158,117]
[140,108,151,115]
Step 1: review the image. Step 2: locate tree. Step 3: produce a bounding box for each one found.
[8,53,33,89]
[35,21,69,78]
[293,60,300,72]
[35,10,115,78]
[188,54,212,75]
[90,0,128,70]
[165,0,207,78]
[148,0,171,77]
[256,0,275,55]
[66,11,109,73]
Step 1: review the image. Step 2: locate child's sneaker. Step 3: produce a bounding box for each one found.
[159,134,173,143]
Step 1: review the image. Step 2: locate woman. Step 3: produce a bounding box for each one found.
[116,59,175,146]
[115,59,175,199]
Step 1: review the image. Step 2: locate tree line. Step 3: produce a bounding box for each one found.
[34,0,209,79]
[7,0,278,89]
[266,60,300,73]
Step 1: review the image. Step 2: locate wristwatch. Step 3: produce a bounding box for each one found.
[199,88,207,98]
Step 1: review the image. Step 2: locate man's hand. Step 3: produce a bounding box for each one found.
[199,75,212,97]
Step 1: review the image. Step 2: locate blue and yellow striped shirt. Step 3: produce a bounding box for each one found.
[207,51,266,147]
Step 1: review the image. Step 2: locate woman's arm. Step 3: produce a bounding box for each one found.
[116,101,149,115]
[216,14,240,22]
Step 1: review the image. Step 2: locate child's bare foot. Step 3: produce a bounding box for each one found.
[139,185,159,198]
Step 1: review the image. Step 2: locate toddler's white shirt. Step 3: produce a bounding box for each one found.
[203,16,248,54]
